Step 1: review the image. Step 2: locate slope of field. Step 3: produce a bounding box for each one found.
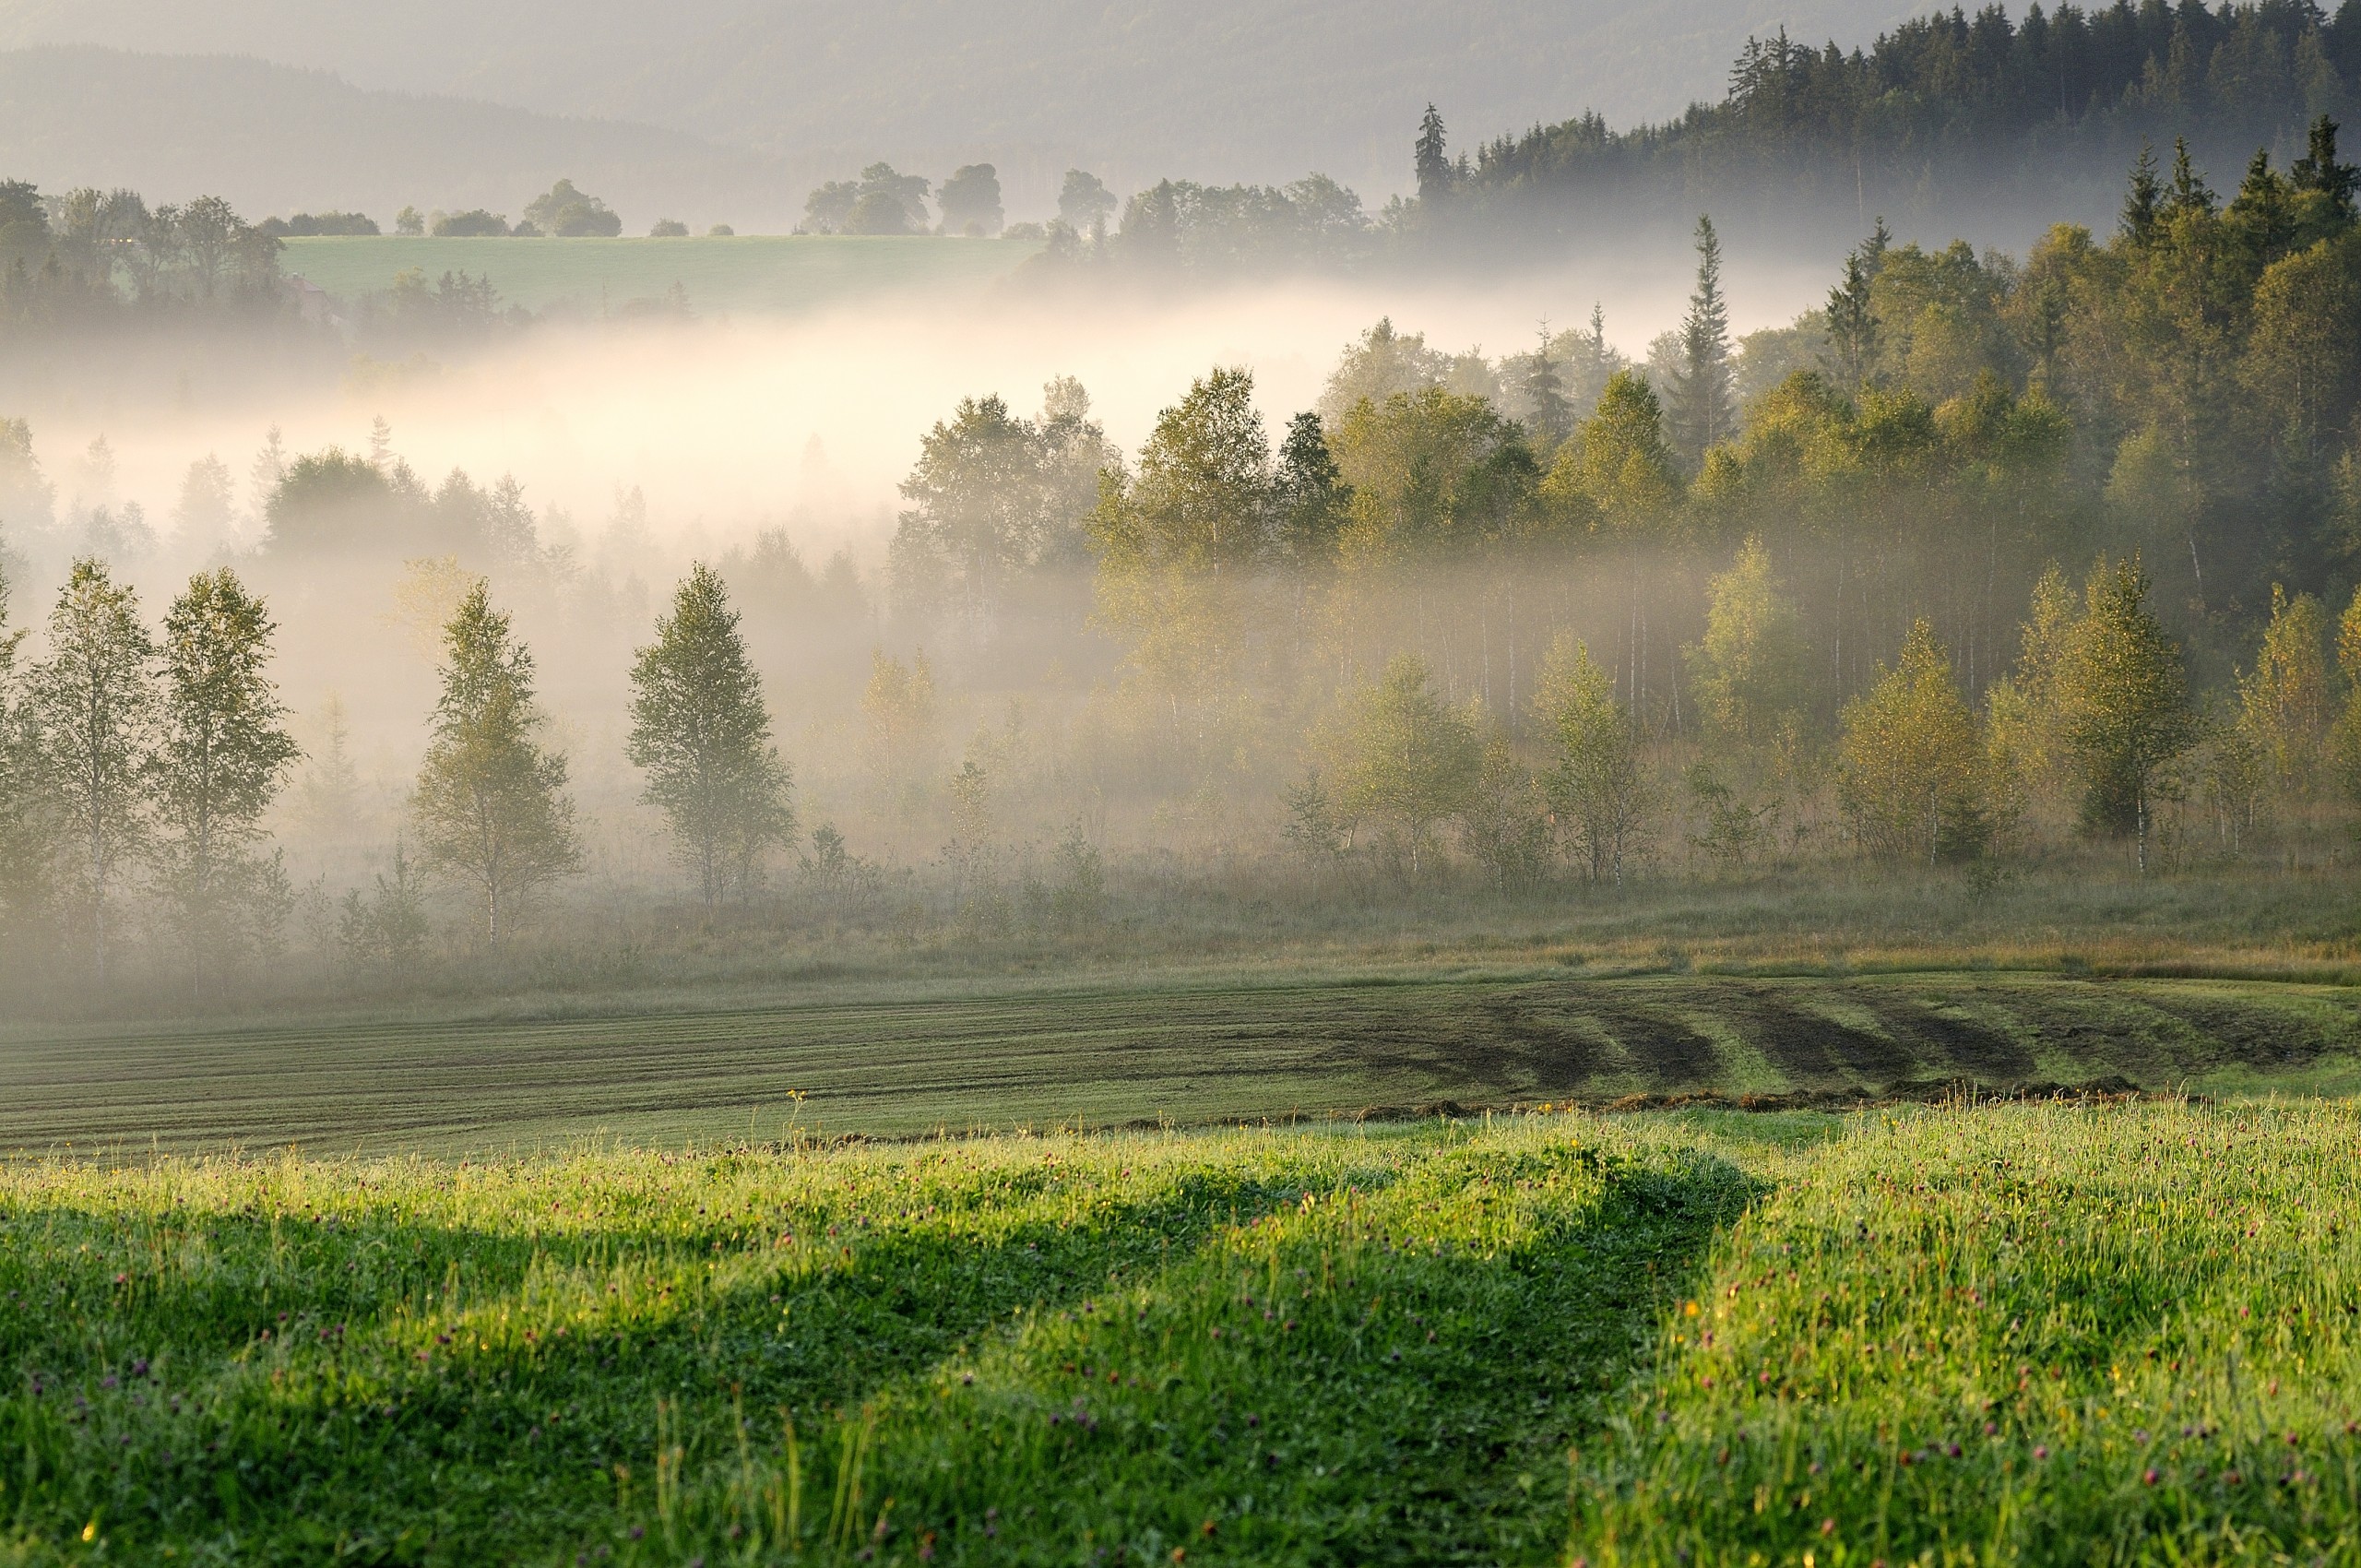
[282,234,1042,315]
[5,972,2356,1158]
[6,1102,2361,1562]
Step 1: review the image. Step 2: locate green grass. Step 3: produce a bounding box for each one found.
[278,234,1040,314]
[14,1104,2361,1564]
[6,972,2359,1158]
[1573,1100,2361,1564]
[0,1119,1736,1565]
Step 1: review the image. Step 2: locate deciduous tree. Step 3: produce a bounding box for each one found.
[410,583,579,943]
[154,568,300,977]
[2056,557,2196,870]
[627,564,795,905]
[1327,655,1479,875]
[1838,619,1987,863]
[1533,635,1651,884]
[28,559,157,980]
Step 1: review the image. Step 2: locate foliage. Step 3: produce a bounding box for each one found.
[336,840,430,970]
[410,583,580,942]
[1838,618,1989,863]
[1686,536,1806,751]
[860,648,939,789]
[626,564,796,906]
[0,555,43,950]
[2236,582,2331,798]
[892,381,1112,629]
[1324,655,1480,875]
[2055,556,2197,868]
[152,568,300,976]
[25,559,156,980]
[1534,635,1651,884]
[523,178,623,238]
[1666,215,1736,464]
[936,164,1004,235]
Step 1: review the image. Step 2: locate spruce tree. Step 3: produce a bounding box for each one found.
[155,568,300,977]
[2121,143,2162,244]
[626,564,795,906]
[28,559,158,980]
[1415,105,1453,208]
[1669,214,1735,463]
[1520,322,1573,450]
[2291,114,2359,220]
[411,582,579,943]
[1273,411,1349,571]
[1824,247,1878,388]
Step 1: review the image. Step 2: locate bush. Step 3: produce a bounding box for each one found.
[648,219,689,237]
[431,209,509,237]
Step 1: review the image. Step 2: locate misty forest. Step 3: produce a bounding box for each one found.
[1,91,2360,1012]
[24,3,2361,1566]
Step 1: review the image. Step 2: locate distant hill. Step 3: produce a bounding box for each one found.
[0,47,802,232]
[0,0,1924,213]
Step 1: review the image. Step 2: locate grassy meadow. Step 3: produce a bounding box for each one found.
[278,234,1041,315]
[8,1102,2361,1564]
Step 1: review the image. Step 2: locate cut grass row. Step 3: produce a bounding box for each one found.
[3,972,2357,1158]
[11,1103,2361,1563]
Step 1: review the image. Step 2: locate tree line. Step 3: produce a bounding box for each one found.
[888,127,2361,884]
[1426,0,2361,230]
[0,548,799,988]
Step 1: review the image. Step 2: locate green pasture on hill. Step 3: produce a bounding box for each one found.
[279,234,1043,315]
[5,971,2359,1158]
[11,1102,2361,1564]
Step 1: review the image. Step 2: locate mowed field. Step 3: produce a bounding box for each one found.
[12,1103,2361,1563]
[279,234,1043,314]
[6,970,2360,1158]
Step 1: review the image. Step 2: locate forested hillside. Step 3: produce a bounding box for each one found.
[1433,0,2361,235]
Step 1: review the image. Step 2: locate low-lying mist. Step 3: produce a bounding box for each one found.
[12,245,1834,542]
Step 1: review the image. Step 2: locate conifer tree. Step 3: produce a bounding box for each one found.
[1824,246,1878,388]
[28,559,158,980]
[1273,411,1350,571]
[1667,214,1735,463]
[411,582,578,943]
[1415,105,1453,208]
[2121,142,2162,244]
[1520,322,1573,449]
[2291,114,2359,222]
[626,564,795,905]
[154,568,300,976]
